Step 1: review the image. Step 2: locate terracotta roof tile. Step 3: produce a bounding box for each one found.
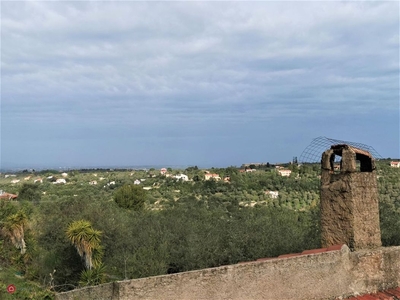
[237,244,345,265]
[375,291,395,299]
[277,253,302,258]
[327,244,345,251]
[344,287,400,300]
[386,288,400,298]
[358,295,381,300]
[301,247,328,255]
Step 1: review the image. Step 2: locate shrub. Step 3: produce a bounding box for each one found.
[113,184,146,210]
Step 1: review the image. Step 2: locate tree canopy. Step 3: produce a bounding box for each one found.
[113,184,146,210]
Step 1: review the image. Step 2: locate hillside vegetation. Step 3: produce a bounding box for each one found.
[0,160,399,299]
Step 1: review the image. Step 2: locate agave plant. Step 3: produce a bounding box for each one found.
[79,263,107,287]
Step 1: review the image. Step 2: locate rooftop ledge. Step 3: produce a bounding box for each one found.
[56,244,400,300]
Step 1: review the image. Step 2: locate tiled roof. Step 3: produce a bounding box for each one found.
[344,288,400,299]
[0,192,18,199]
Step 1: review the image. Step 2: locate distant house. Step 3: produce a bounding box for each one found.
[0,190,18,200]
[134,179,141,185]
[89,180,98,185]
[246,169,256,173]
[160,168,168,175]
[204,173,221,181]
[53,178,66,184]
[11,179,20,184]
[224,176,231,182]
[265,191,279,199]
[278,169,292,177]
[390,161,400,168]
[24,176,31,181]
[103,181,116,188]
[61,172,68,177]
[174,174,189,181]
[34,178,43,184]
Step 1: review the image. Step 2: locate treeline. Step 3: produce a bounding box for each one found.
[0,195,320,295]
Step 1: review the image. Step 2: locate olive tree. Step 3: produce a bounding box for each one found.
[113,184,146,210]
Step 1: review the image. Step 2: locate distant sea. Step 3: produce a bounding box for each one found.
[0,163,229,173]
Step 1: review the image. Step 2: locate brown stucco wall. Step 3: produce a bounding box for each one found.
[56,245,400,300]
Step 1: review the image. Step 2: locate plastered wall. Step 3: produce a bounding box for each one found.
[56,245,400,300]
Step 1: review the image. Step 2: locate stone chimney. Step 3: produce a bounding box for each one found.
[320,144,381,250]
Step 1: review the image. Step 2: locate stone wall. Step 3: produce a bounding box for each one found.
[55,282,118,300]
[56,245,400,300]
[350,173,381,249]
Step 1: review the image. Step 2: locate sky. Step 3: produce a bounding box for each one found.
[1,1,399,170]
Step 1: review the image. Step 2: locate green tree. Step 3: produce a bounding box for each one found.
[66,220,103,270]
[18,183,42,203]
[114,184,146,210]
[380,200,400,246]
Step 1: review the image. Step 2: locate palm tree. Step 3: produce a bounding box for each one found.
[1,211,28,254]
[66,220,103,270]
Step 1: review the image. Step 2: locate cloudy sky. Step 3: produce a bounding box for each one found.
[1,1,399,169]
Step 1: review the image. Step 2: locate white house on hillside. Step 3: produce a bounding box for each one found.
[174,174,189,181]
[204,173,221,181]
[54,178,66,184]
[278,169,292,177]
[390,161,400,168]
[266,191,279,199]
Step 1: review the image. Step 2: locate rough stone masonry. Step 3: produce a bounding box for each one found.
[320,144,381,250]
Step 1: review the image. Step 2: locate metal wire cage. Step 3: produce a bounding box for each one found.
[299,136,383,164]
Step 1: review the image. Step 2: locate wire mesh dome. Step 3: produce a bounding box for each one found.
[299,136,383,164]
